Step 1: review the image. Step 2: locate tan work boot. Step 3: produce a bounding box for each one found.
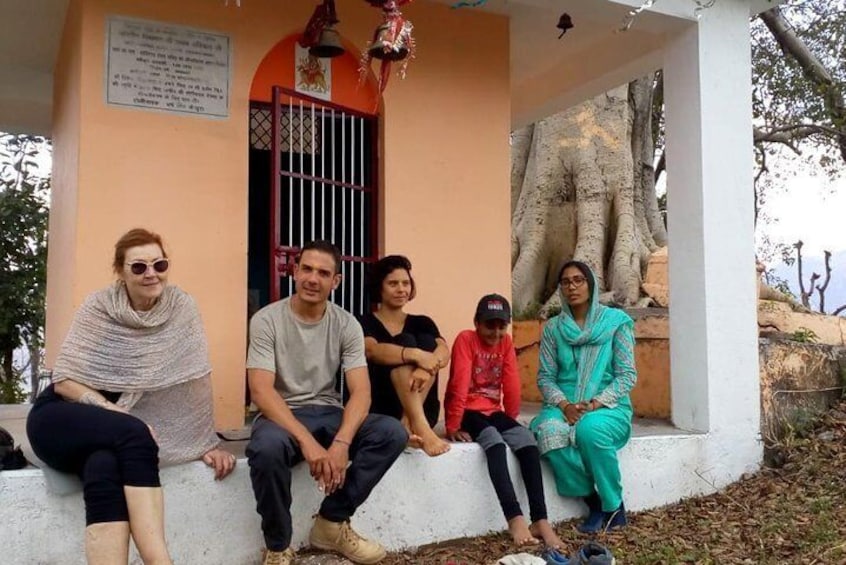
[309,515,386,564]
[262,547,295,565]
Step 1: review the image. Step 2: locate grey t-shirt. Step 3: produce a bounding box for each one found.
[246,297,367,408]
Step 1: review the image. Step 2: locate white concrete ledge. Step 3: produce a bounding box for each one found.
[1,428,757,565]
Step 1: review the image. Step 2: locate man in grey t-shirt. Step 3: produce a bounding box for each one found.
[246,241,407,565]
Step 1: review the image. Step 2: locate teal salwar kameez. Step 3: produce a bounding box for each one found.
[529,271,637,513]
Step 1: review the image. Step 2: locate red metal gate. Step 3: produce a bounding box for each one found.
[269,86,379,316]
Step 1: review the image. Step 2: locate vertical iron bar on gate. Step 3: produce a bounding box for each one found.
[270,86,282,303]
[267,86,379,313]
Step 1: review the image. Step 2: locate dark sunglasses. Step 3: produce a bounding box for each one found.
[127,259,169,275]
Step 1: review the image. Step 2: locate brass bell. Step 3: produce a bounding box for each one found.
[367,22,409,62]
[309,25,345,58]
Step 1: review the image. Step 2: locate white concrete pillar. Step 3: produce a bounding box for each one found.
[663,1,760,441]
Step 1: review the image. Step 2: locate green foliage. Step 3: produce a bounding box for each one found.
[749,2,846,255]
[0,370,27,403]
[512,301,542,321]
[780,243,796,268]
[0,133,50,393]
[772,277,794,297]
[513,301,562,321]
[752,1,846,177]
[543,304,562,319]
[791,326,819,343]
[782,406,820,441]
[764,257,795,298]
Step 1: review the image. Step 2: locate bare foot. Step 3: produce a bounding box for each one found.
[530,519,565,550]
[508,515,540,546]
[407,433,424,449]
[419,432,451,457]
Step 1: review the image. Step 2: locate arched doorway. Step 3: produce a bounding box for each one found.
[247,33,380,316]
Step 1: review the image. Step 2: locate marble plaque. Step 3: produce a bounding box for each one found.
[106,16,230,118]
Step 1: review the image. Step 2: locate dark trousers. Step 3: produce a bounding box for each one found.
[462,410,548,523]
[26,385,160,525]
[246,405,408,551]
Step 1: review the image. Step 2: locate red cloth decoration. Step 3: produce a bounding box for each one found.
[359,0,416,98]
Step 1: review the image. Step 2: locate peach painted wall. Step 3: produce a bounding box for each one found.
[45,0,83,372]
[46,0,510,428]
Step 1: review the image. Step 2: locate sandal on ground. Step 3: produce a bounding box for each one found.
[569,541,615,564]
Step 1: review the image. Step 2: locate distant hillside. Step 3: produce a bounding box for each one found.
[771,250,846,315]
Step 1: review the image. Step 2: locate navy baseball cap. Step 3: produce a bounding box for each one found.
[475,294,511,323]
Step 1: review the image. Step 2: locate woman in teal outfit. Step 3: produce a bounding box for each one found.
[530,261,637,533]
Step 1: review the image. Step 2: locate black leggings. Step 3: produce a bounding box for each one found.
[370,332,440,427]
[26,385,160,525]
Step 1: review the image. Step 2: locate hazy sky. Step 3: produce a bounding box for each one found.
[759,172,846,259]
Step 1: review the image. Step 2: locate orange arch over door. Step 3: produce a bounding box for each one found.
[250,33,380,114]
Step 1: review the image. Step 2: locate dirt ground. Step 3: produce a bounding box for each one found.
[293,402,845,564]
[372,402,846,565]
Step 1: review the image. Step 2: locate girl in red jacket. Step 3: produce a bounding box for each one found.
[445,294,564,550]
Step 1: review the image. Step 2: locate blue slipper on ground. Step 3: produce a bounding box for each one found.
[568,542,615,565]
[541,547,570,565]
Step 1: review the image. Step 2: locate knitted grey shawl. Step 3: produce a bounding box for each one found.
[52,283,219,465]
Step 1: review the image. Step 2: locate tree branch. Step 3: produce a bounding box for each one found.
[753,124,843,147]
[760,7,846,162]
[815,250,832,314]
[651,71,665,186]
[753,146,768,226]
[794,240,820,309]
[654,149,665,184]
[795,240,806,298]
[756,123,844,139]
[651,70,664,147]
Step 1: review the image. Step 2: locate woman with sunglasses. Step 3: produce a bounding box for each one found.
[27,228,234,564]
[529,261,637,534]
